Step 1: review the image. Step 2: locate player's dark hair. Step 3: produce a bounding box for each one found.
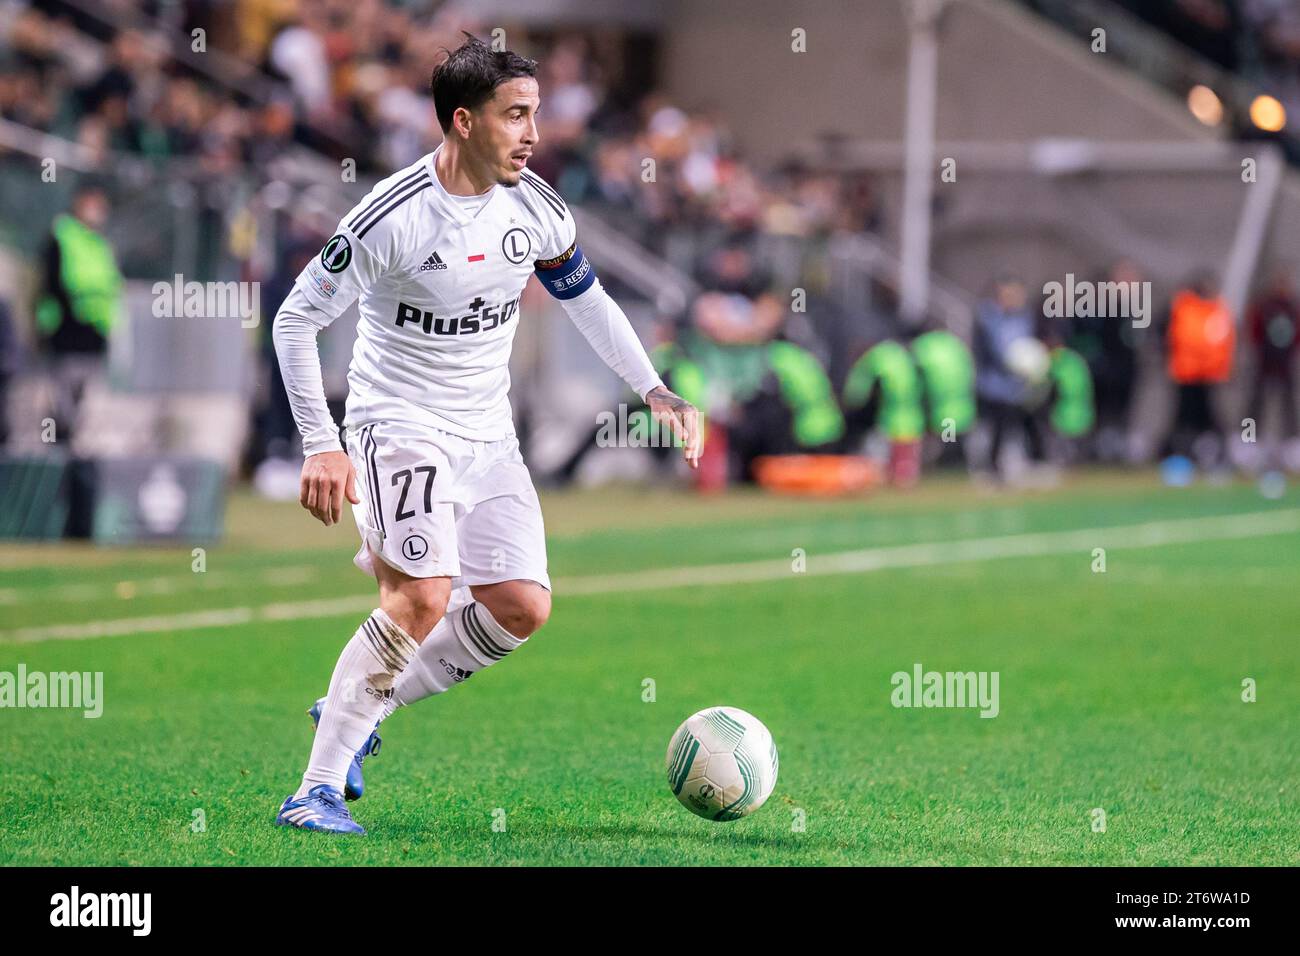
[430,33,538,134]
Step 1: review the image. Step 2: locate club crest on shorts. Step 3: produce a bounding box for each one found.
[401,533,429,561]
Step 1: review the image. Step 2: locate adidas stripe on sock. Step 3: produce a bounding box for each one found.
[379,602,525,720]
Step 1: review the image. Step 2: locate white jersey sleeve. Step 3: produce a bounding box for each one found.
[274,190,408,456]
[272,294,344,456]
[556,276,664,400]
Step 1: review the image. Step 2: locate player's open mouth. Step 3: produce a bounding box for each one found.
[510,153,529,169]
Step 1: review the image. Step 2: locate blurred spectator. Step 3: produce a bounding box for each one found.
[1246,265,1300,451]
[974,275,1051,477]
[1067,258,1142,460]
[246,96,297,168]
[842,339,925,486]
[671,234,843,482]
[1164,270,1235,468]
[538,37,602,152]
[1044,344,1095,457]
[267,8,332,119]
[33,183,122,447]
[911,323,977,467]
[661,302,843,485]
[0,300,16,447]
[553,234,842,486]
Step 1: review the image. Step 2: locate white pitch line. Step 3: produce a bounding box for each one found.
[559,507,1300,596]
[0,564,320,606]
[2,508,1297,644]
[3,607,258,643]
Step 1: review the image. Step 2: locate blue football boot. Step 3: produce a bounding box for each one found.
[308,696,382,801]
[275,784,365,834]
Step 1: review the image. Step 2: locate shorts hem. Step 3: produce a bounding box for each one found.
[355,540,460,580]
[456,572,551,591]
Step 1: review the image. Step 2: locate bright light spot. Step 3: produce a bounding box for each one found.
[1250,94,1286,132]
[1187,85,1223,126]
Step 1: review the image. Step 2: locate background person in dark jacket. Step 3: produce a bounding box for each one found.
[974,274,1050,477]
[1067,258,1142,461]
[1247,266,1300,459]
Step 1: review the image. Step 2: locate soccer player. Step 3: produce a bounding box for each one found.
[271,35,700,834]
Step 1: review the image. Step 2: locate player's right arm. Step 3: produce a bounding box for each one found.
[273,215,397,526]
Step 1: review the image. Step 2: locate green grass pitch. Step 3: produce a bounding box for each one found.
[1,473,1296,865]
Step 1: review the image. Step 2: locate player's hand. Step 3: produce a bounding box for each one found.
[300,451,360,526]
[645,385,702,470]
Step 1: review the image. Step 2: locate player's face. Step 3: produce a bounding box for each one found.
[471,77,540,187]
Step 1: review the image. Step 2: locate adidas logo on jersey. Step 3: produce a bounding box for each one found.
[419,251,448,272]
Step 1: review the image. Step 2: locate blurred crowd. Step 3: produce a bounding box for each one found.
[3,5,282,174]
[1,1,878,222]
[2,0,1298,495]
[556,245,1300,489]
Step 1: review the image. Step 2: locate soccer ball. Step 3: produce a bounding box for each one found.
[665,706,778,821]
[1004,337,1051,385]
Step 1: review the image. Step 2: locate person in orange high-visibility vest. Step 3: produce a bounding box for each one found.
[1164,271,1236,467]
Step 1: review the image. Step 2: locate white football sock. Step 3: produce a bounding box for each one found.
[295,608,418,799]
[378,601,525,721]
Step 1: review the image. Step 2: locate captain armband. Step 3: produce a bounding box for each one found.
[534,241,596,301]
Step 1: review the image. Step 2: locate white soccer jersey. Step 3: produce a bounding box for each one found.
[290,143,589,443]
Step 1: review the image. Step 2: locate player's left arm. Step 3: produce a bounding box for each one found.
[535,229,701,469]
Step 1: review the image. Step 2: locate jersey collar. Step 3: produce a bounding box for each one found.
[424,144,499,227]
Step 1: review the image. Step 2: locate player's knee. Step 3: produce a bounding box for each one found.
[383,582,450,642]
[495,587,550,638]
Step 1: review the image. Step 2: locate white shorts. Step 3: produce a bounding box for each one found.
[345,420,550,592]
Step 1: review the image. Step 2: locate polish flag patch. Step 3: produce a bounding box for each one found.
[467,253,485,263]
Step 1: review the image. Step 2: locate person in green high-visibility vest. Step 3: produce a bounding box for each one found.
[34,183,123,447]
[550,321,845,485]
[552,232,844,485]
[1047,345,1095,440]
[842,338,926,485]
[911,328,975,436]
[910,327,977,468]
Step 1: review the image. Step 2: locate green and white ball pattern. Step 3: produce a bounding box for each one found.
[665,706,778,821]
